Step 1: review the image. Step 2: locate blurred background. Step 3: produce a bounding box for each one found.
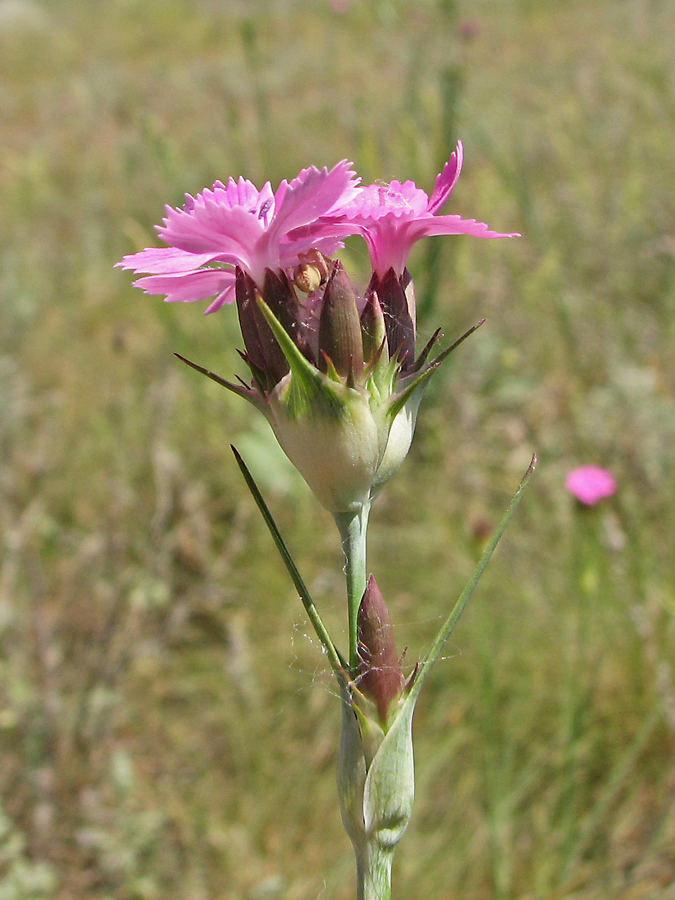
[1,0,674,897]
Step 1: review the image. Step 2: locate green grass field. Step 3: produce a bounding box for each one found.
[1,0,675,897]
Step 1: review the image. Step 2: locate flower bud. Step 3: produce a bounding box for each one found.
[255,295,383,513]
[262,268,314,364]
[191,260,473,515]
[318,260,364,377]
[357,576,405,725]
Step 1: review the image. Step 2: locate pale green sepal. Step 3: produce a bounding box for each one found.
[370,392,423,497]
[366,353,399,408]
[339,696,399,898]
[174,353,267,413]
[362,695,415,847]
[256,297,343,420]
[269,389,382,512]
[351,693,386,768]
[338,688,368,851]
[406,454,537,706]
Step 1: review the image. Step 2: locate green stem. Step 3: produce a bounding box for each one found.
[335,502,371,669]
[356,843,394,900]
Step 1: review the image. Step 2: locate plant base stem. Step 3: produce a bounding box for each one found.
[356,842,394,900]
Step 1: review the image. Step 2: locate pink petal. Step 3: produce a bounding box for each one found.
[216,176,272,212]
[352,214,517,277]
[204,283,237,313]
[133,268,236,305]
[158,202,263,265]
[117,247,219,274]
[268,160,359,240]
[340,183,425,219]
[358,218,413,276]
[405,214,520,242]
[427,142,464,214]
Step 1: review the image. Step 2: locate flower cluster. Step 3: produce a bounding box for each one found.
[119,145,516,513]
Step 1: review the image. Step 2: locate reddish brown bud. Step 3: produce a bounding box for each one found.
[357,575,405,724]
[318,260,364,377]
[262,268,310,359]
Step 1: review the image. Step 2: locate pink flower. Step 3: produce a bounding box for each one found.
[566,466,617,505]
[331,142,518,277]
[116,161,360,313]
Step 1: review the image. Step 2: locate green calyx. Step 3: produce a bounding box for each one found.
[258,298,386,513]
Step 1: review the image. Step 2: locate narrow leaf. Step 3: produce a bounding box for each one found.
[231,445,348,682]
[405,454,536,705]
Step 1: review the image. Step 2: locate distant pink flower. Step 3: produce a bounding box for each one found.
[566,466,617,505]
[117,161,359,313]
[329,142,519,277]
